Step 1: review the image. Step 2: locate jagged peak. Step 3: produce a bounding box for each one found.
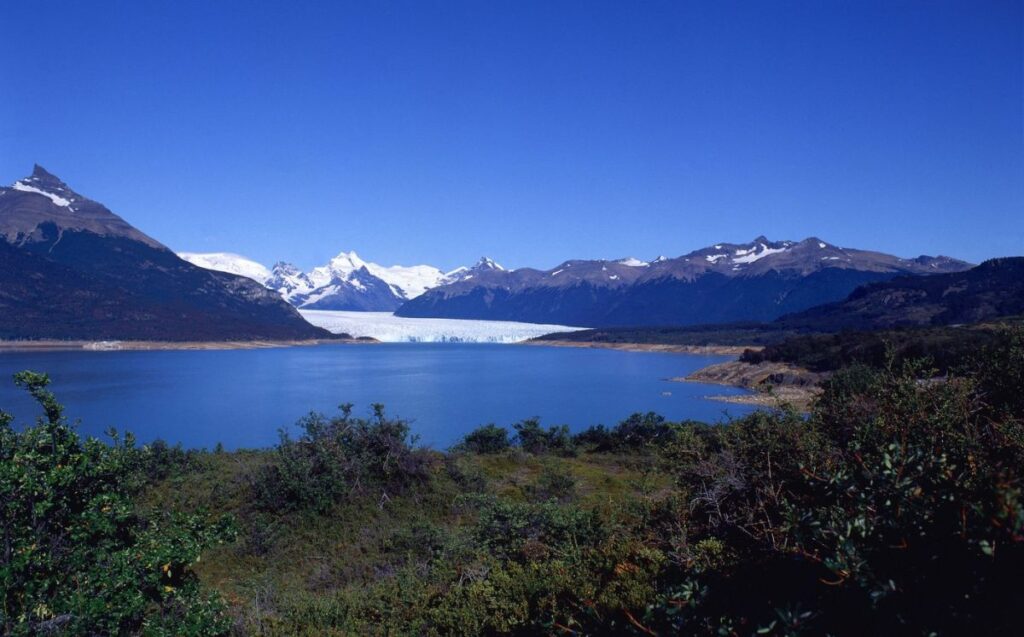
[18,164,74,193]
[473,256,504,271]
[7,165,84,209]
[799,236,831,249]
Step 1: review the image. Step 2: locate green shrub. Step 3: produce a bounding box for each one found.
[575,412,684,451]
[455,423,511,454]
[0,371,235,636]
[526,464,578,503]
[513,417,575,456]
[254,403,437,513]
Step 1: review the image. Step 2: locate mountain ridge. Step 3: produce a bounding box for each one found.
[394,236,971,326]
[0,166,336,341]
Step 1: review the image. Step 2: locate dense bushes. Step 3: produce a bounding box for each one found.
[740,323,1012,373]
[454,423,511,454]
[253,403,438,513]
[513,417,575,456]
[653,345,1024,634]
[0,372,235,636]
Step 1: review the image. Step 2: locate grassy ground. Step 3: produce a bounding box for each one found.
[140,446,663,635]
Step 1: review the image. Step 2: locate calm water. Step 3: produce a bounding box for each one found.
[0,343,754,449]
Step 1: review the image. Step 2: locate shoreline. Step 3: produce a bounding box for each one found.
[523,339,757,356]
[525,339,819,407]
[0,338,376,352]
[675,359,825,410]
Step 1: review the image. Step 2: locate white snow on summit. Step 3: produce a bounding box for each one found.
[731,243,790,264]
[181,248,475,309]
[310,250,450,300]
[178,252,273,283]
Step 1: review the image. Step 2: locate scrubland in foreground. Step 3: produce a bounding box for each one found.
[2,327,1023,636]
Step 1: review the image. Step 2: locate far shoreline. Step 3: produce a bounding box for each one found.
[525,338,824,410]
[0,338,377,353]
[522,339,756,356]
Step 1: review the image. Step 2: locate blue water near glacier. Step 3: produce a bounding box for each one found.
[0,343,754,449]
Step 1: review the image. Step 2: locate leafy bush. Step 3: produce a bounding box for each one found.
[455,423,511,454]
[254,403,438,512]
[0,371,235,636]
[526,464,578,503]
[657,339,1024,635]
[513,417,575,456]
[575,411,683,451]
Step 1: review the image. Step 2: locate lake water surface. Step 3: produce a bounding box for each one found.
[0,343,754,449]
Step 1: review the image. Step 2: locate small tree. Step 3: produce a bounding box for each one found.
[457,424,511,454]
[0,371,235,636]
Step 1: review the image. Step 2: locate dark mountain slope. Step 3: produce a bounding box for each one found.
[777,257,1024,331]
[398,237,971,327]
[0,166,333,341]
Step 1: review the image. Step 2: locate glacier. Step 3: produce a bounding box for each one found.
[301,310,586,343]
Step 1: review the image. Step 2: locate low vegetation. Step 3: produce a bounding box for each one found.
[533,323,796,347]
[2,327,1023,635]
[741,320,1021,373]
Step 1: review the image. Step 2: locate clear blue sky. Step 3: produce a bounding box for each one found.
[1,1,1020,270]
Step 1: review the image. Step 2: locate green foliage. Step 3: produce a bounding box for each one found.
[574,411,683,452]
[0,371,235,636]
[513,417,575,456]
[454,423,510,454]
[526,464,578,503]
[741,323,1012,374]
[253,403,438,513]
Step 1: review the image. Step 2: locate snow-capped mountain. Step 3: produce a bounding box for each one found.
[180,236,971,325]
[179,249,503,312]
[179,252,272,284]
[396,236,973,327]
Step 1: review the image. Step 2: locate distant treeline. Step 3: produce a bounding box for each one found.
[534,322,797,346]
[741,321,1021,373]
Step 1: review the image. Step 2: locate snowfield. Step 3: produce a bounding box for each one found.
[178,252,273,283]
[301,310,586,343]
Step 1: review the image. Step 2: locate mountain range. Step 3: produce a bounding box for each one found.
[184,238,972,328]
[2,165,990,341]
[395,238,970,326]
[0,166,334,341]
[179,251,507,311]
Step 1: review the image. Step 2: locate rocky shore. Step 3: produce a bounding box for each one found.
[677,359,826,410]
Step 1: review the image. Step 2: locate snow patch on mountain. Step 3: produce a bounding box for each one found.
[179,252,272,283]
[12,181,73,207]
[731,243,790,264]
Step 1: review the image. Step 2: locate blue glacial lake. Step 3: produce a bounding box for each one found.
[0,343,754,449]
